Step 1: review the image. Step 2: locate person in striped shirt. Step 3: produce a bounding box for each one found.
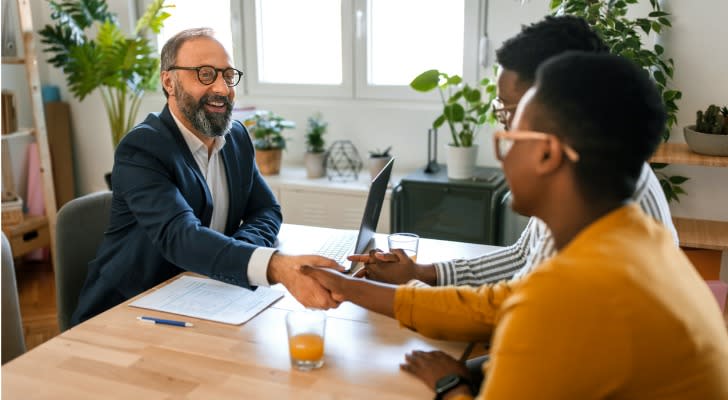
[350,15,677,288]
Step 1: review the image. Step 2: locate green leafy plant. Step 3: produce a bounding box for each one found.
[368,146,392,158]
[410,69,497,147]
[39,0,172,148]
[245,111,295,150]
[695,105,728,135]
[305,113,328,153]
[550,0,688,202]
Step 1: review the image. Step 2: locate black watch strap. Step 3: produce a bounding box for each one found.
[434,374,472,400]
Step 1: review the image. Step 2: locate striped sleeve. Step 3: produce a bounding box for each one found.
[434,218,538,286]
[634,162,679,245]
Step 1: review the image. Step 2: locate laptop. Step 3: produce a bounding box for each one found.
[315,158,394,273]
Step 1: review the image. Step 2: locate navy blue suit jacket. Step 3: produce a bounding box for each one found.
[72,106,282,325]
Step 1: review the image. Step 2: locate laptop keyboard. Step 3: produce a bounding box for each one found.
[316,232,358,265]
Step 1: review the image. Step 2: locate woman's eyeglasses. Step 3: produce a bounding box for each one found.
[167,65,243,87]
[493,130,580,162]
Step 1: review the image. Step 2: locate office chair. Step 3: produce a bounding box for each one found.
[55,191,112,332]
[2,232,26,364]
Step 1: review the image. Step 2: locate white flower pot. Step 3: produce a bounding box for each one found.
[304,151,327,178]
[447,145,478,180]
[684,125,728,156]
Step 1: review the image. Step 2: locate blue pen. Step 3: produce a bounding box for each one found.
[137,316,194,327]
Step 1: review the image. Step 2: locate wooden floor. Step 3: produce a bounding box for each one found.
[15,259,60,350]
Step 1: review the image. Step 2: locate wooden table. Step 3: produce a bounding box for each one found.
[2,224,499,399]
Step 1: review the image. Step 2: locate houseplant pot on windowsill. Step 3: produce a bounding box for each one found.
[410,69,496,180]
[246,111,295,175]
[367,147,392,181]
[304,113,328,178]
[684,105,728,156]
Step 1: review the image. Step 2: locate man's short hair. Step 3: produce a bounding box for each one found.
[496,15,609,84]
[532,52,666,203]
[160,27,216,98]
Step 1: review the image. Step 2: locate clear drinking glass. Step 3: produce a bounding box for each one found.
[388,232,419,262]
[286,309,326,371]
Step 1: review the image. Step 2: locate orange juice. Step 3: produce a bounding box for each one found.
[289,333,324,361]
[404,250,418,262]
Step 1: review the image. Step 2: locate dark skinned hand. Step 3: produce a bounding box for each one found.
[401,350,472,394]
[349,248,420,284]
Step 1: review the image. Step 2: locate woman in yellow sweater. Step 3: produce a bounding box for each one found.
[302,52,728,399]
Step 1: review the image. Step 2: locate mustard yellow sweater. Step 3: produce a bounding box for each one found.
[394,204,728,399]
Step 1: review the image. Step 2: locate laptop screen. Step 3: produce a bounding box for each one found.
[352,157,394,258]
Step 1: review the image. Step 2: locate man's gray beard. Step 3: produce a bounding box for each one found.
[175,84,233,137]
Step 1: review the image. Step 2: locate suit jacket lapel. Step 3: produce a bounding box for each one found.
[160,106,214,227]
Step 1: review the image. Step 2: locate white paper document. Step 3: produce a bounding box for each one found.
[129,275,284,325]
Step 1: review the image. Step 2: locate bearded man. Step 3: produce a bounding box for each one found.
[73,28,342,325]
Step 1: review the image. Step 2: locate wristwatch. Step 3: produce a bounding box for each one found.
[434,374,471,400]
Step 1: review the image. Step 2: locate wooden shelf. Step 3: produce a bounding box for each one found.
[674,217,728,251]
[1,56,25,64]
[1,214,51,257]
[0,128,34,140]
[651,143,728,167]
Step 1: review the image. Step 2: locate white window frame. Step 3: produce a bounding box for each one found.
[135,0,246,90]
[139,0,487,101]
[353,0,484,101]
[240,0,355,98]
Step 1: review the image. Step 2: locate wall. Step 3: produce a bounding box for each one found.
[21,0,728,222]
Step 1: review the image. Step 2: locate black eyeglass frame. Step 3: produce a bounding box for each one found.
[167,65,243,87]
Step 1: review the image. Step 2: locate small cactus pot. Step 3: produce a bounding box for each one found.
[683,125,728,156]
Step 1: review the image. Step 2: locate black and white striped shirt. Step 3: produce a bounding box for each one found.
[433,162,678,286]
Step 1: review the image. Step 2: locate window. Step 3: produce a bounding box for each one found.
[144,0,484,100]
[367,0,465,86]
[243,0,483,99]
[255,0,343,85]
[149,0,237,62]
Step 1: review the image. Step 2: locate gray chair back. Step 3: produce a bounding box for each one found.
[2,232,26,364]
[55,191,112,332]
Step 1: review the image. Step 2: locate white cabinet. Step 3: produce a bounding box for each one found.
[263,167,402,233]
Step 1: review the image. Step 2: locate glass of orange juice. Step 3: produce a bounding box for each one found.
[286,309,326,371]
[388,233,419,262]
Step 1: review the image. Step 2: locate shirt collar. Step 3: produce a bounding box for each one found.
[170,108,227,155]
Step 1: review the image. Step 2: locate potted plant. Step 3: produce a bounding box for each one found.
[684,105,728,156]
[245,111,295,175]
[367,146,392,181]
[304,113,328,178]
[550,0,688,201]
[39,0,171,149]
[410,69,496,179]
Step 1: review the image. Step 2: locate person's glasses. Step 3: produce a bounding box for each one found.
[167,65,243,87]
[491,97,518,128]
[493,130,580,162]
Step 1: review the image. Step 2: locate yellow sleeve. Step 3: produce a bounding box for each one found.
[393,279,520,342]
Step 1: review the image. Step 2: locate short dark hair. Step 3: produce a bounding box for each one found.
[531,52,666,203]
[160,27,216,98]
[496,15,609,84]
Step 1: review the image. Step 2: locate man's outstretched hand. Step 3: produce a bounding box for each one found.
[267,253,344,309]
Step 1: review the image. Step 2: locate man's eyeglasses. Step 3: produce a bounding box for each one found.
[167,65,243,87]
[493,130,580,162]
[491,97,518,128]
